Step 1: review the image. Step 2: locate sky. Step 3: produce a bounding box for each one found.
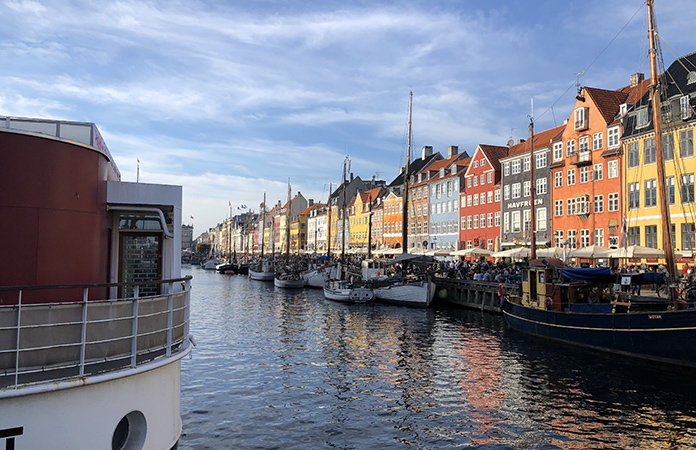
[2,0,696,236]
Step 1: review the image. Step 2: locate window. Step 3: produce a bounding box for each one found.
[574,106,588,130]
[594,195,604,213]
[568,230,577,248]
[503,212,509,233]
[512,160,521,174]
[504,185,510,200]
[467,177,472,188]
[512,183,521,199]
[553,142,563,161]
[480,214,486,228]
[628,142,640,168]
[608,126,620,148]
[593,132,603,150]
[594,228,605,247]
[681,129,694,157]
[566,139,576,157]
[523,181,531,197]
[473,177,478,187]
[681,95,691,120]
[644,179,657,207]
[627,227,640,246]
[567,169,576,185]
[461,217,466,230]
[487,172,493,183]
[593,163,603,181]
[537,177,547,195]
[577,195,590,215]
[644,138,656,165]
[473,215,479,229]
[608,193,619,212]
[467,216,471,229]
[628,182,640,209]
[436,203,441,214]
[645,225,658,249]
[487,213,493,228]
[436,184,442,199]
[495,211,501,227]
[636,107,649,129]
[512,211,521,232]
[664,133,675,161]
[423,187,428,198]
[554,230,564,247]
[452,200,457,211]
[681,173,695,203]
[487,191,493,203]
[555,200,564,216]
[473,195,478,206]
[580,229,590,247]
[579,136,590,156]
[683,223,696,250]
[536,152,547,169]
[447,181,452,196]
[567,198,576,215]
[495,189,501,202]
[555,171,563,188]
[523,156,530,172]
[480,158,485,166]
[537,207,547,231]
[580,166,590,183]
[480,174,485,185]
[503,162,510,176]
[667,176,675,205]
[608,160,618,179]
[473,160,479,168]
[417,205,422,217]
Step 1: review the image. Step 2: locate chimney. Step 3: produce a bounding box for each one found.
[447,146,458,158]
[564,119,569,125]
[517,139,526,144]
[350,173,354,182]
[630,73,645,87]
[422,145,433,160]
[309,199,314,206]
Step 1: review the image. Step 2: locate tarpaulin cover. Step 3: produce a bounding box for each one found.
[637,272,665,285]
[561,267,616,283]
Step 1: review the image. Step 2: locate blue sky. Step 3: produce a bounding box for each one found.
[2,0,695,235]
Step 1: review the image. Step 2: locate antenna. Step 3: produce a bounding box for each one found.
[507,128,515,147]
[575,72,585,101]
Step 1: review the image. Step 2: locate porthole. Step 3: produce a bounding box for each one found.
[112,411,147,450]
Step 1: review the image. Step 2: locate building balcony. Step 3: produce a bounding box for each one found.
[570,151,592,167]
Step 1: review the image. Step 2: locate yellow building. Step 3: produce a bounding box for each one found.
[622,54,696,269]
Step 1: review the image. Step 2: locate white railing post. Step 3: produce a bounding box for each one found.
[166,281,173,357]
[79,287,89,377]
[14,290,22,388]
[131,291,139,368]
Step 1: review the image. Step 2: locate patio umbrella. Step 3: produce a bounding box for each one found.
[568,245,610,259]
[535,247,564,258]
[452,247,494,257]
[492,247,531,259]
[595,245,665,259]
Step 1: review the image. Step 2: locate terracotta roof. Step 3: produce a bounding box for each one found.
[425,152,468,175]
[585,87,628,125]
[477,144,511,171]
[506,125,565,158]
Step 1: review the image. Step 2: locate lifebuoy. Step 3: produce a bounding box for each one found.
[545,296,554,310]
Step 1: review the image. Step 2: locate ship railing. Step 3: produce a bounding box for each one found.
[0,276,192,391]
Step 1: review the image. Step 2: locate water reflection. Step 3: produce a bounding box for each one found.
[181,267,696,449]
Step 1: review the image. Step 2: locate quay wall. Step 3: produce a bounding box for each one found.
[434,278,520,312]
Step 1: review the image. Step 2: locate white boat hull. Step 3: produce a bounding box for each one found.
[249,269,275,281]
[274,277,307,288]
[302,265,340,288]
[323,281,374,303]
[373,280,435,307]
[202,258,219,270]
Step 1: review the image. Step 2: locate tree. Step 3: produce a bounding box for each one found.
[195,242,211,255]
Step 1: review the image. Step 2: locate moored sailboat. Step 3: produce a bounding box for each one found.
[502,0,696,367]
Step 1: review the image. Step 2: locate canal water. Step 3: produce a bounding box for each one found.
[179,266,696,449]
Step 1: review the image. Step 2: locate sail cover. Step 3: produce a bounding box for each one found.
[561,267,616,283]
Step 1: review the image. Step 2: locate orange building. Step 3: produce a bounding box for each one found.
[550,78,649,253]
[382,191,403,249]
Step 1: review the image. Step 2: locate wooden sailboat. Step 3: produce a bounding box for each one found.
[249,192,276,281]
[275,179,307,288]
[373,92,436,307]
[502,0,696,367]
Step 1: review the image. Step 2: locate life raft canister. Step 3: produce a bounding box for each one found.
[545,296,554,310]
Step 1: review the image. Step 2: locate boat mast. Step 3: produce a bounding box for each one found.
[327,183,332,258]
[647,0,676,279]
[286,178,291,262]
[529,99,536,261]
[341,158,348,262]
[401,91,412,255]
[260,192,266,257]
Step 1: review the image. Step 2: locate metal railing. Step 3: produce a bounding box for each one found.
[0,276,192,390]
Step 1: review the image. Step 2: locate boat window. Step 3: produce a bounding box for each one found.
[119,213,163,231]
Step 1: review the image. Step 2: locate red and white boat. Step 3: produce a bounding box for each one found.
[0,116,192,450]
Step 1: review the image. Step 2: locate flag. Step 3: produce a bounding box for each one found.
[229,201,231,207]
[190,215,194,219]
[620,219,627,249]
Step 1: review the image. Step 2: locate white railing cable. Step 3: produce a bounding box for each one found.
[14,290,22,388]
[79,287,88,377]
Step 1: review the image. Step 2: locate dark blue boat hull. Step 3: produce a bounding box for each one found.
[503,302,696,367]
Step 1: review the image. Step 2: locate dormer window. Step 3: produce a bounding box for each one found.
[688,71,696,85]
[450,163,456,173]
[636,106,650,129]
[681,95,692,120]
[439,168,445,178]
[418,173,422,183]
[574,106,589,131]
[619,104,628,117]
[480,158,485,166]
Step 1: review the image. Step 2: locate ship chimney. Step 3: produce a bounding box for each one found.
[630,73,645,87]
[422,146,433,160]
[447,146,458,158]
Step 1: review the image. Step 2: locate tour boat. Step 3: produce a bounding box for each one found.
[0,116,192,449]
[323,279,374,303]
[248,259,276,281]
